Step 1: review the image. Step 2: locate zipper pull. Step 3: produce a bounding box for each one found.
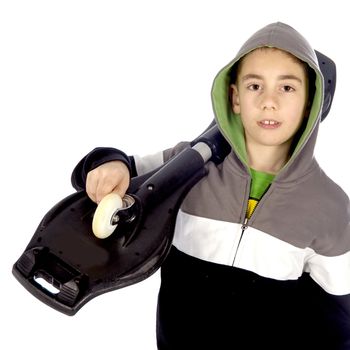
[241,217,249,232]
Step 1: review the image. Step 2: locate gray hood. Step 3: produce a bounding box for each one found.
[211,22,324,183]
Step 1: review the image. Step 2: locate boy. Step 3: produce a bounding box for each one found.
[72,22,350,348]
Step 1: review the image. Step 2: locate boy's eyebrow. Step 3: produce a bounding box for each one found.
[241,74,263,81]
[278,74,303,83]
[241,73,303,84]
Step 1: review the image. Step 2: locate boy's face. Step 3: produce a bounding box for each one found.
[230,48,309,151]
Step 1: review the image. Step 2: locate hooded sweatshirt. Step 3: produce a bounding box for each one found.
[72,22,350,349]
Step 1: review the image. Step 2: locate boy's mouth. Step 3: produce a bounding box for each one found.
[258,120,281,129]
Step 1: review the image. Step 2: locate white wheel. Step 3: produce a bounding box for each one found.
[92,193,123,239]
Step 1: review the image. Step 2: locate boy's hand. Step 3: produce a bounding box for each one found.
[86,161,130,204]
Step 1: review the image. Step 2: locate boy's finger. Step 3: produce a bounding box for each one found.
[95,183,116,204]
[86,174,98,203]
[112,186,125,199]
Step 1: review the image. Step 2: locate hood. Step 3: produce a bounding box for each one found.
[211,22,324,182]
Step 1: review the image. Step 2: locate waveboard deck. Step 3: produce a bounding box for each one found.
[12,125,230,315]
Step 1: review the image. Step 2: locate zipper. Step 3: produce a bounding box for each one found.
[232,177,274,265]
[241,217,249,232]
[233,216,249,265]
[234,177,251,262]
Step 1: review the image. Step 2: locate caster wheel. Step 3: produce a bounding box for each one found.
[92,193,123,239]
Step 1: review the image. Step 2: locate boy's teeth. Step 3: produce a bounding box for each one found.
[262,120,278,125]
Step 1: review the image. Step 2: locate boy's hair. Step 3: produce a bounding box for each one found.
[229,47,316,107]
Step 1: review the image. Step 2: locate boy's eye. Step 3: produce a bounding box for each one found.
[247,83,261,91]
[282,85,295,92]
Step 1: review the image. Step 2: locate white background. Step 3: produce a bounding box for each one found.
[1,1,349,349]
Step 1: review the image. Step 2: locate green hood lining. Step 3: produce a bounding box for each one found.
[211,58,323,175]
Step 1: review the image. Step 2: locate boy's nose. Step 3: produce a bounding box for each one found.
[263,104,276,111]
[260,92,278,110]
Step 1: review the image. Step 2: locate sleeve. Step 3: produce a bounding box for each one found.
[133,142,190,176]
[300,272,350,349]
[304,233,350,347]
[71,142,191,191]
[71,147,135,191]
